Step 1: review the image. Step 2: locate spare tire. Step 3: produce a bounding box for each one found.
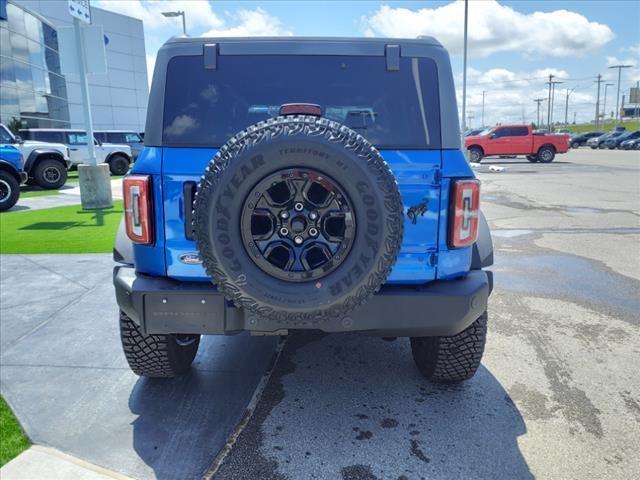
[193,115,403,324]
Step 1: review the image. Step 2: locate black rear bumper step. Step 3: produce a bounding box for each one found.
[114,266,491,337]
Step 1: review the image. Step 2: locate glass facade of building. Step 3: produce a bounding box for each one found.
[0,1,70,129]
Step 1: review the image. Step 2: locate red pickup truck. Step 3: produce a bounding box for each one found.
[464,125,570,163]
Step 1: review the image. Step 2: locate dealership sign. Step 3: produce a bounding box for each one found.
[68,0,91,24]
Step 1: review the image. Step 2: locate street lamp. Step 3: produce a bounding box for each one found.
[162,10,186,36]
[608,64,633,125]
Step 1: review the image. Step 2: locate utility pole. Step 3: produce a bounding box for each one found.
[546,75,553,131]
[550,80,563,129]
[609,64,633,125]
[481,90,486,126]
[594,74,603,127]
[573,111,576,124]
[603,83,614,124]
[461,0,469,146]
[564,87,575,126]
[534,98,545,127]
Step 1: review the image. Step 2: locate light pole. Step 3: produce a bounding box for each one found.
[481,90,485,127]
[162,10,186,35]
[602,82,614,124]
[550,80,563,130]
[461,0,469,146]
[534,98,545,127]
[594,74,603,127]
[608,64,633,125]
[564,87,575,126]
[546,74,554,132]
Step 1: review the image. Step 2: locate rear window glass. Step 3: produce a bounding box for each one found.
[163,55,441,149]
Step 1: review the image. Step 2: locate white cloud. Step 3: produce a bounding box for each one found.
[93,1,292,88]
[202,8,292,37]
[459,67,597,127]
[361,1,614,58]
[94,0,224,32]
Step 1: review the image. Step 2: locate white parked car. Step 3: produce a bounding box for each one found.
[0,123,71,189]
[20,129,133,176]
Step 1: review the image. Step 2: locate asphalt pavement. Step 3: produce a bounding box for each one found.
[1,148,638,480]
[213,148,640,480]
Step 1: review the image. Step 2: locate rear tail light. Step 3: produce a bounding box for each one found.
[449,179,480,248]
[123,175,153,245]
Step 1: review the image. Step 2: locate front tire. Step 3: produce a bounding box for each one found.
[526,155,539,163]
[119,311,200,378]
[410,311,488,384]
[468,147,483,163]
[537,146,555,163]
[108,155,130,176]
[33,158,67,189]
[0,171,20,212]
[571,142,580,149]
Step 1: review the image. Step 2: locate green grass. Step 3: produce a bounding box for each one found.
[569,120,640,134]
[0,201,123,254]
[0,396,30,466]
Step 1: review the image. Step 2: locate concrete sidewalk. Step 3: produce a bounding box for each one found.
[11,179,123,212]
[1,446,132,480]
[0,254,279,479]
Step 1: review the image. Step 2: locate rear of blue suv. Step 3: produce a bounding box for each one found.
[113,37,493,383]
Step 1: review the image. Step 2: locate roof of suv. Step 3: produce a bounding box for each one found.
[145,36,460,149]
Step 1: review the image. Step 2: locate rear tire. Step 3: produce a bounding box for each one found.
[33,158,67,189]
[119,311,200,378]
[537,146,555,163]
[0,171,20,212]
[571,142,580,149]
[468,147,483,163]
[526,155,539,163]
[108,155,129,176]
[410,311,488,384]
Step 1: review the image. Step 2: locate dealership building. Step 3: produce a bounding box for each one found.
[1,0,148,131]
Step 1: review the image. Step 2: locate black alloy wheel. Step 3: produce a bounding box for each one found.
[240,168,355,282]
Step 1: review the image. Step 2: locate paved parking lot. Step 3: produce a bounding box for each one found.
[214,148,640,479]
[1,148,639,480]
[0,254,278,480]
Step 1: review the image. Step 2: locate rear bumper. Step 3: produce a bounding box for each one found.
[114,266,492,337]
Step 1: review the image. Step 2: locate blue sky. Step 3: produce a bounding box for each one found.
[95,0,640,126]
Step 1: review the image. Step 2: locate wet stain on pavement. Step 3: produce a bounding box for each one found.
[619,391,640,423]
[381,418,399,428]
[495,253,640,324]
[508,383,554,421]
[341,464,379,480]
[501,296,605,438]
[409,439,430,463]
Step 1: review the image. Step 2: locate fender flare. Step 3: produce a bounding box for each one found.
[0,160,22,183]
[24,149,66,175]
[113,217,134,265]
[471,210,493,269]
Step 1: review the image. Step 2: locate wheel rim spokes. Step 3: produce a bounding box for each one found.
[241,168,355,282]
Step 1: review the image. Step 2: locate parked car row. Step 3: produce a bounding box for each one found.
[581,129,640,150]
[1,123,71,189]
[19,129,135,175]
[1,124,142,210]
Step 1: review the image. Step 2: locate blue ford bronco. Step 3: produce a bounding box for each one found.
[113,37,494,383]
[0,143,27,211]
